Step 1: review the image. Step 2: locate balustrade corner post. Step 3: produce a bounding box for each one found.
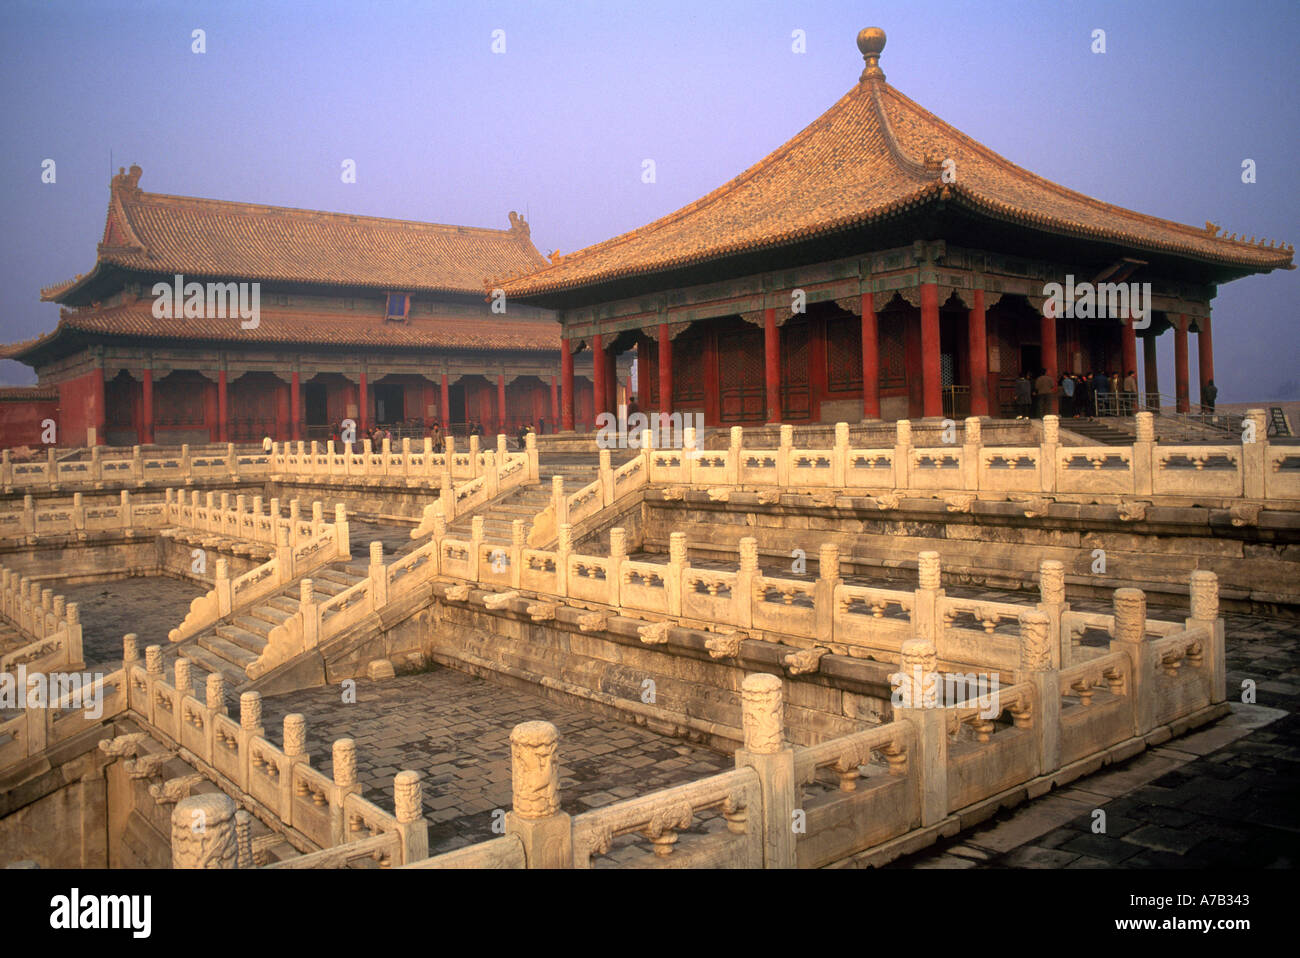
[171,792,239,869]
[131,444,143,482]
[913,551,942,643]
[276,522,293,578]
[893,419,913,491]
[329,738,361,847]
[226,441,237,477]
[235,810,254,869]
[61,601,83,670]
[281,714,309,825]
[606,527,627,607]
[814,542,841,642]
[483,450,499,498]
[1133,411,1155,496]
[1037,559,1068,669]
[525,429,539,482]
[962,416,982,491]
[1242,408,1267,499]
[1188,570,1225,703]
[556,523,572,597]
[90,443,103,484]
[733,673,797,868]
[599,448,613,506]
[504,722,571,869]
[1108,587,1154,735]
[215,558,232,616]
[667,531,689,617]
[1018,610,1059,776]
[892,640,948,826]
[141,643,164,729]
[206,673,226,716]
[237,691,264,790]
[123,632,140,673]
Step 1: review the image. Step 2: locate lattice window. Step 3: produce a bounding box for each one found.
[782,321,811,419]
[880,314,907,388]
[825,316,863,393]
[673,330,705,404]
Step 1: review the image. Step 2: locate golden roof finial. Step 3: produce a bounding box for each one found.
[858,27,886,83]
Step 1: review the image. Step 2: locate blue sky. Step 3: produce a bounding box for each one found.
[1,0,1296,399]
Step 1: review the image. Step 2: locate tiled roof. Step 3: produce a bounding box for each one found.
[502,38,1292,297]
[1,304,562,360]
[45,166,548,301]
[0,386,57,401]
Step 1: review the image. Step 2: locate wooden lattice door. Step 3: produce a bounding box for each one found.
[716,322,765,422]
[781,320,812,421]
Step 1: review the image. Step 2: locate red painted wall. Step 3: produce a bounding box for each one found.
[57,370,104,447]
[0,398,60,449]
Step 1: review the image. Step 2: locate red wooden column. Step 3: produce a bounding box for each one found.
[358,372,369,434]
[217,369,228,443]
[1143,333,1160,409]
[290,370,301,441]
[657,324,673,420]
[561,341,575,431]
[141,368,155,444]
[920,284,942,418]
[1174,315,1190,413]
[497,373,507,434]
[968,290,989,417]
[859,293,880,420]
[764,307,781,423]
[1196,314,1215,400]
[1040,300,1059,415]
[592,333,606,424]
[439,373,450,427]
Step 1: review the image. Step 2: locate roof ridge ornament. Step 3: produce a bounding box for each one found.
[858,27,886,83]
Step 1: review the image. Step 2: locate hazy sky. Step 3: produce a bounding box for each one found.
[2,0,1296,400]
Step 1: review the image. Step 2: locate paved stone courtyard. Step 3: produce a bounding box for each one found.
[59,575,206,672]
[258,669,733,857]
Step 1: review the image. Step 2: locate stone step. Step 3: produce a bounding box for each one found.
[199,632,262,669]
[317,567,367,587]
[213,624,269,656]
[267,595,300,615]
[247,604,294,627]
[232,614,276,638]
[178,644,249,691]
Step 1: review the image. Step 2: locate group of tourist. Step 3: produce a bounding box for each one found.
[1013,369,1144,419]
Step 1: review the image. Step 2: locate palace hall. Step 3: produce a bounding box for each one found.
[0,166,596,447]
[500,29,1292,429]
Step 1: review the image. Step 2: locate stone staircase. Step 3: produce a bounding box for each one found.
[447,453,617,545]
[1064,418,1135,446]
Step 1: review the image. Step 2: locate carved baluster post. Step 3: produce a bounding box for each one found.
[142,643,164,729]
[736,537,759,630]
[1040,414,1059,493]
[468,434,480,477]
[1108,587,1153,735]
[667,531,689,617]
[893,419,913,491]
[734,673,796,868]
[237,691,264,791]
[511,519,527,589]
[71,492,85,535]
[962,416,982,491]
[777,424,793,488]
[913,551,942,644]
[368,541,387,609]
[206,673,226,715]
[174,658,193,698]
[551,474,567,528]
[440,466,455,521]
[300,578,319,650]
[1242,408,1267,499]
[470,516,485,583]
[556,523,572,597]
[171,792,239,868]
[334,503,350,559]
[1189,571,1225,703]
[282,714,308,825]
[1133,411,1154,496]
[814,542,839,641]
[393,770,429,865]
[214,558,232,616]
[831,422,849,488]
[235,810,254,868]
[120,488,133,532]
[525,429,539,482]
[1038,559,1067,668]
[1019,609,1058,776]
[893,639,947,826]
[682,425,698,484]
[504,721,571,868]
[329,738,361,846]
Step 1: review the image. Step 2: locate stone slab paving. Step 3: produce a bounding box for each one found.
[258,668,733,857]
[889,609,1299,869]
[58,575,207,671]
